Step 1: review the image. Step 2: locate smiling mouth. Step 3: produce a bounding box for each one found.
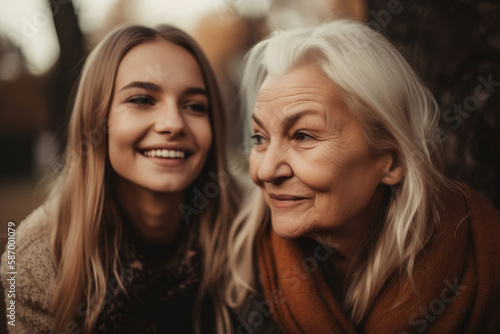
[140,149,190,159]
[269,194,308,201]
[268,194,309,208]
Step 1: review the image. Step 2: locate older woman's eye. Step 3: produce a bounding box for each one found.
[251,134,264,145]
[126,95,154,106]
[295,132,313,142]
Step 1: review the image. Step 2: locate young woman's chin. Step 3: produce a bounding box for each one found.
[143,181,191,194]
[114,174,192,195]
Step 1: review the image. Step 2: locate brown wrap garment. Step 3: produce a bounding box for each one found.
[257,185,500,333]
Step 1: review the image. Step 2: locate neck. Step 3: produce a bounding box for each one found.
[114,176,184,248]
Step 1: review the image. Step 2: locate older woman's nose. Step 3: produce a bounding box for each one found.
[154,102,186,135]
[257,142,293,183]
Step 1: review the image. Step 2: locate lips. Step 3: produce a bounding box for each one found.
[269,194,308,201]
[268,193,309,208]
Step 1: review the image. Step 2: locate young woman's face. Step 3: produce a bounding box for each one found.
[249,66,393,240]
[108,39,212,194]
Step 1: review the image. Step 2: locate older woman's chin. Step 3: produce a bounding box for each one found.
[270,217,308,240]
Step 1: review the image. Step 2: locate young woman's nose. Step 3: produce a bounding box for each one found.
[257,141,293,183]
[153,100,186,135]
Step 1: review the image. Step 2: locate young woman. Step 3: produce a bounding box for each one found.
[1,25,239,333]
[226,19,500,333]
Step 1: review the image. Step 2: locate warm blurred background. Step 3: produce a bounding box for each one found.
[0,0,499,330]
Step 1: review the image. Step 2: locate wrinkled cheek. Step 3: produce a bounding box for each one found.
[294,163,337,192]
[315,188,339,214]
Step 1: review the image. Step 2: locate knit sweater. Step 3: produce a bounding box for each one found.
[1,205,57,333]
[1,203,203,333]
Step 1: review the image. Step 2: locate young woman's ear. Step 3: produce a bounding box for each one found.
[381,153,405,186]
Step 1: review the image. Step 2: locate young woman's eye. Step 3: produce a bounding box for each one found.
[251,134,264,145]
[126,95,154,106]
[184,103,208,113]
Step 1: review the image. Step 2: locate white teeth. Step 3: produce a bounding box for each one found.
[143,149,186,159]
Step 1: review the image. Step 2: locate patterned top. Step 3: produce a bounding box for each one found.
[94,222,203,333]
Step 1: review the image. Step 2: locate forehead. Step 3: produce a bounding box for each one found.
[114,39,205,88]
[254,66,344,119]
[257,66,333,100]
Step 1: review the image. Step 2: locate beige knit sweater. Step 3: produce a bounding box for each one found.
[1,205,58,333]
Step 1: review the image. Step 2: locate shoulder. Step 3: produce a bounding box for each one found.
[1,204,58,331]
[459,183,500,271]
[444,182,500,238]
[462,183,500,226]
[438,183,500,331]
[441,182,500,289]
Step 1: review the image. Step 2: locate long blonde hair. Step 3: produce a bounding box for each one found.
[227,19,458,326]
[49,25,239,333]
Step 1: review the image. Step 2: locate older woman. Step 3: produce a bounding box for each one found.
[225,20,500,333]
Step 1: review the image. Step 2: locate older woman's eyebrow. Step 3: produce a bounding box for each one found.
[282,110,323,132]
[252,114,265,129]
[252,110,323,133]
[119,81,161,92]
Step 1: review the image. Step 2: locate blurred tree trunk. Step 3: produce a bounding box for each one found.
[367,0,500,209]
[47,0,85,152]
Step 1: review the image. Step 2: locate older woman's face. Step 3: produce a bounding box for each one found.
[249,66,394,240]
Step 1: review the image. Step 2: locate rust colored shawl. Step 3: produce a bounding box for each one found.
[257,186,500,333]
